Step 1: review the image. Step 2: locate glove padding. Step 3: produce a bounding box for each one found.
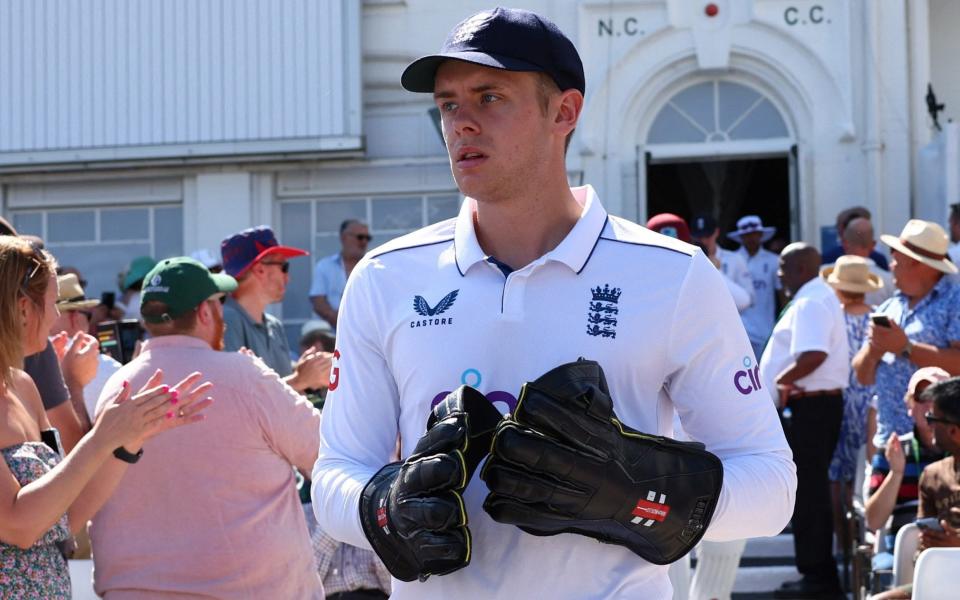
[481,359,723,565]
[359,385,502,581]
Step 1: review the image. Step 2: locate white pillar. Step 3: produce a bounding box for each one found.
[185,172,253,256]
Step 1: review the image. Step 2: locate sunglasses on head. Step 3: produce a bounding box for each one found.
[924,411,960,427]
[260,260,290,273]
[20,242,45,291]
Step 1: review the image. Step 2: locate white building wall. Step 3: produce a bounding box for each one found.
[2,0,957,322]
[0,0,362,166]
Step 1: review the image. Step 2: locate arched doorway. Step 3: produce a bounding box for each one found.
[644,79,797,249]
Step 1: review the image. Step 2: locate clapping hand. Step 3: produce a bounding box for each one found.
[290,347,333,391]
[93,369,214,455]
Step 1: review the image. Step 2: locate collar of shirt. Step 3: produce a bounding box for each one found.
[224,296,265,329]
[890,275,952,315]
[453,185,608,276]
[792,275,828,301]
[140,334,211,353]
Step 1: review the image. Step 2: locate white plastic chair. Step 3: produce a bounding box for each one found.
[912,548,960,600]
[892,523,920,587]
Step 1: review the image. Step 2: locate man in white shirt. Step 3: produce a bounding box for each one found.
[312,8,796,599]
[690,214,754,312]
[759,243,849,598]
[309,219,371,330]
[728,215,781,361]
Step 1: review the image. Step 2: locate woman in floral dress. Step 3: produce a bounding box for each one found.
[0,236,213,598]
[821,255,885,549]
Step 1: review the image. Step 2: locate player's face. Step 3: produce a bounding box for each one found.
[741,231,763,253]
[433,61,554,202]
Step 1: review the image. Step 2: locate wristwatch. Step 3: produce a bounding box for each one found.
[900,339,915,360]
[112,446,143,464]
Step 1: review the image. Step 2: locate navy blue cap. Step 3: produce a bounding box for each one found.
[689,214,718,238]
[401,7,585,95]
[220,226,308,278]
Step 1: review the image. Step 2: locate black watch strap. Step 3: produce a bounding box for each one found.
[112,446,143,464]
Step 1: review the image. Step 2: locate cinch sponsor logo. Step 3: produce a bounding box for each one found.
[734,356,762,395]
[430,368,516,414]
[328,349,341,392]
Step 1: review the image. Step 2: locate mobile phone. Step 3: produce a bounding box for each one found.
[915,517,945,532]
[97,321,122,363]
[871,314,892,328]
[898,432,914,456]
[96,319,143,364]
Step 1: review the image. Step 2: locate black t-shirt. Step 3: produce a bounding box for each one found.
[22,341,69,410]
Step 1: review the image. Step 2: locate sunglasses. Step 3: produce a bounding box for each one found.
[260,260,290,274]
[20,242,45,291]
[924,411,960,427]
[351,234,373,242]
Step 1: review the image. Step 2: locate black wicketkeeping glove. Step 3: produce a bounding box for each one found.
[481,359,723,565]
[359,385,502,581]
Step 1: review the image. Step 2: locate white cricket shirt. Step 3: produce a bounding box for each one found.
[718,247,754,311]
[312,186,796,599]
[758,277,850,400]
[737,247,781,346]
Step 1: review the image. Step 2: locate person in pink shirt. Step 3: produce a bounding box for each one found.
[89,257,324,599]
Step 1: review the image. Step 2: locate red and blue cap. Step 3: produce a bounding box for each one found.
[401,7,585,95]
[220,226,308,278]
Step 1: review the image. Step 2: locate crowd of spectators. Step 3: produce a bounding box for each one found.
[649,206,960,599]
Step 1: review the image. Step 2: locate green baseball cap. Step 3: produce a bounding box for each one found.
[140,257,237,323]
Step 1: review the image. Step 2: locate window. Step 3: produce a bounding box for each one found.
[647,81,789,144]
[11,205,183,300]
[279,193,461,346]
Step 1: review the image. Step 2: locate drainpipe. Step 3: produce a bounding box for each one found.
[861,0,884,230]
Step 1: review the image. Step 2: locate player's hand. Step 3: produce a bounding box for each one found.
[359,386,502,582]
[93,370,214,454]
[482,359,723,565]
[883,432,906,475]
[868,320,908,355]
[61,332,100,388]
[291,348,333,391]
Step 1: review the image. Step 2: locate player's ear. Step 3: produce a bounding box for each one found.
[554,89,583,138]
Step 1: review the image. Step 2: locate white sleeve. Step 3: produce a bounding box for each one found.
[666,252,797,541]
[721,272,752,311]
[733,255,755,306]
[311,259,399,550]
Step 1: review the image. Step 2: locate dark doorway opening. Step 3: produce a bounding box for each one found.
[646,156,791,251]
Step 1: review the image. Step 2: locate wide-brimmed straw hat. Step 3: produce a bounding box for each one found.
[727,215,776,244]
[56,274,100,311]
[820,255,884,294]
[880,219,958,274]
